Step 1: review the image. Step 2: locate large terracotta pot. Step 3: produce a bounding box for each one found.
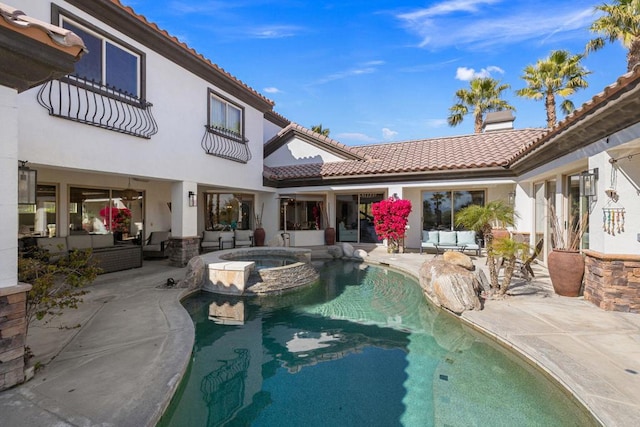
[324,227,336,245]
[547,249,585,297]
[254,227,266,247]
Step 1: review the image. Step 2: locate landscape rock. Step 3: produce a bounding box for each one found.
[327,245,343,258]
[179,256,205,290]
[442,251,474,270]
[341,242,355,257]
[267,234,284,247]
[419,259,481,314]
[353,249,368,260]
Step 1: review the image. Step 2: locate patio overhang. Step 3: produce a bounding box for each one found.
[509,67,640,175]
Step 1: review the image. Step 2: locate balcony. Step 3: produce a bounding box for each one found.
[36,76,158,139]
[201,125,252,164]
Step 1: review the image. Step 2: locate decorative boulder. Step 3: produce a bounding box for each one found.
[341,242,355,258]
[327,245,344,258]
[353,249,368,260]
[180,256,205,291]
[442,251,474,271]
[419,259,481,314]
[267,234,284,247]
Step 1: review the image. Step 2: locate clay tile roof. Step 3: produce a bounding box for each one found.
[0,2,87,56]
[507,66,640,166]
[266,128,546,181]
[107,0,273,108]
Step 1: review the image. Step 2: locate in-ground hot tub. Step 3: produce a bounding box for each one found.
[198,247,319,295]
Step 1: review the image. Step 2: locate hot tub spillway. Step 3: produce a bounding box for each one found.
[200,247,319,295]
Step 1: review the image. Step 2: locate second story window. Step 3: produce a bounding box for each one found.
[209,91,243,137]
[201,90,250,162]
[61,17,140,97]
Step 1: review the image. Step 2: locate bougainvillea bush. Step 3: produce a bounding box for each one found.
[371,197,412,252]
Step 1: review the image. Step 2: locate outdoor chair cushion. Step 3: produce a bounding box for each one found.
[438,231,457,245]
[456,231,476,246]
[219,231,235,249]
[67,234,93,250]
[234,229,253,247]
[201,231,221,251]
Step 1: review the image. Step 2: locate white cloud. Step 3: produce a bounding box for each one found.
[398,0,502,20]
[425,118,448,128]
[312,61,384,85]
[263,87,281,94]
[396,2,595,50]
[336,132,378,143]
[455,65,504,80]
[251,25,302,39]
[382,128,398,140]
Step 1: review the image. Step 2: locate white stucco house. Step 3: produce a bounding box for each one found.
[3,0,640,318]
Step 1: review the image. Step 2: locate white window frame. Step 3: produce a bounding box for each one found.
[208,90,244,137]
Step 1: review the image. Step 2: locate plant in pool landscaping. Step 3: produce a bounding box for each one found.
[18,247,100,360]
[371,196,412,253]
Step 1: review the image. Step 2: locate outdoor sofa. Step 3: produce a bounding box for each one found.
[420,230,481,256]
[36,234,142,273]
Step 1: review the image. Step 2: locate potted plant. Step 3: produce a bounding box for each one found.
[548,206,588,297]
[254,203,265,246]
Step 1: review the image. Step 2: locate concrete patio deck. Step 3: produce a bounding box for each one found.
[1,247,639,426]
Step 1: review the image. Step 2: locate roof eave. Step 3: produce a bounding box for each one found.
[510,68,640,174]
[266,167,515,188]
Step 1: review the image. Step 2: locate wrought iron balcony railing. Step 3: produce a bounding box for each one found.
[201,125,252,164]
[36,76,158,139]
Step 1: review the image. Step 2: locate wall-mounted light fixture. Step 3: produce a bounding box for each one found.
[579,168,599,198]
[508,191,516,206]
[188,191,197,207]
[18,160,37,204]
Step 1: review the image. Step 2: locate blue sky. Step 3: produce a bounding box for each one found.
[128,0,628,145]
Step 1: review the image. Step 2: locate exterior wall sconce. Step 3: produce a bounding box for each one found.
[508,191,516,205]
[579,168,599,198]
[188,191,197,207]
[18,160,37,205]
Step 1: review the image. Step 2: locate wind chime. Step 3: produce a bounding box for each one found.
[602,207,625,235]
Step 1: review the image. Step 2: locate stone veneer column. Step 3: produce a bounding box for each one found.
[168,237,201,268]
[0,283,31,391]
[583,250,640,313]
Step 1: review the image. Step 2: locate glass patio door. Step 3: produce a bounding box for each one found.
[336,193,384,243]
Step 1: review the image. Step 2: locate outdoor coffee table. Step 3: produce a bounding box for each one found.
[434,244,466,256]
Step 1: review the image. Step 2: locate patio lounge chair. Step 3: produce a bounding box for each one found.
[143,231,170,259]
[234,229,253,247]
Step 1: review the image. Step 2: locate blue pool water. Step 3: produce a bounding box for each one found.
[159,260,596,426]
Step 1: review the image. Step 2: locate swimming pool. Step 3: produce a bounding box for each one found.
[159,260,596,426]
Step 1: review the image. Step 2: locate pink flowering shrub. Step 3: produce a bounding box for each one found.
[371,197,412,252]
[99,206,132,232]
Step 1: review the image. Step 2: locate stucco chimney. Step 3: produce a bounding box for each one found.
[483,111,515,132]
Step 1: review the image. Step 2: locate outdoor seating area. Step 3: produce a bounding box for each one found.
[33,234,142,273]
[143,231,171,259]
[420,230,481,256]
[200,229,254,253]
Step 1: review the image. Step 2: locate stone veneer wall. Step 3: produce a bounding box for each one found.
[0,284,31,391]
[583,250,640,313]
[168,237,201,268]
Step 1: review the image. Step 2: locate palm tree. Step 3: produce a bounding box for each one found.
[311,124,330,136]
[586,0,640,71]
[516,50,590,128]
[455,200,517,294]
[447,77,515,134]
